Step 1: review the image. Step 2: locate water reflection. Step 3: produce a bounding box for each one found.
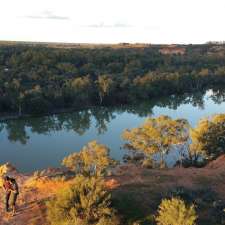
[0,87,224,145]
[1,87,225,172]
[210,87,225,104]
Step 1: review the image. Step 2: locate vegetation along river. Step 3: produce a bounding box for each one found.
[0,88,225,173]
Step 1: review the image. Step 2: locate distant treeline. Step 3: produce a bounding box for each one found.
[0,43,225,115]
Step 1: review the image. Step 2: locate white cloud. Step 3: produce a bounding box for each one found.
[83,22,133,28]
[25,11,70,20]
[0,0,224,44]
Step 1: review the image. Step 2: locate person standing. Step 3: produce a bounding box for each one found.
[9,177,19,215]
[3,176,13,212]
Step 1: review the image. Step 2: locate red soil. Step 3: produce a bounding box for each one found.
[1,155,225,225]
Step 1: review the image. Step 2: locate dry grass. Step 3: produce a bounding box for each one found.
[24,177,72,194]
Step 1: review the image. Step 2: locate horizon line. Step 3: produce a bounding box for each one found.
[1,39,225,46]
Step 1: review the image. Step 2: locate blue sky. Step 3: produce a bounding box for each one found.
[0,0,225,44]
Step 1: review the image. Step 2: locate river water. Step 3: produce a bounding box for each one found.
[0,88,225,172]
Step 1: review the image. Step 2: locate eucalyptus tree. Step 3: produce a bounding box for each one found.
[122,115,189,166]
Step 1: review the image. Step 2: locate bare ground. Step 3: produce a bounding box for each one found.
[1,155,225,225]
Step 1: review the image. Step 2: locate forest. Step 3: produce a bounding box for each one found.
[0,42,225,115]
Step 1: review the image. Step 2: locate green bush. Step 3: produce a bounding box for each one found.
[156,197,197,225]
[47,175,119,225]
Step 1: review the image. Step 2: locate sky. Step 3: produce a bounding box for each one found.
[0,0,225,44]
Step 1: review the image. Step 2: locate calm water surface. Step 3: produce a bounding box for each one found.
[0,89,225,172]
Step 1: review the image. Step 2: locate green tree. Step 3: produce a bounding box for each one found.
[65,75,93,105]
[122,116,189,166]
[56,62,78,76]
[5,78,25,115]
[156,197,197,225]
[190,114,225,160]
[62,141,116,176]
[96,75,114,104]
[47,175,119,225]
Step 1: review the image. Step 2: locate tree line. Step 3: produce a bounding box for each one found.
[0,43,225,115]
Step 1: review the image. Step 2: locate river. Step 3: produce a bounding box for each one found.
[0,88,225,172]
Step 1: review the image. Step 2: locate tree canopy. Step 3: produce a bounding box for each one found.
[62,140,116,176]
[0,43,225,115]
[122,115,189,165]
[190,114,225,160]
[156,197,197,225]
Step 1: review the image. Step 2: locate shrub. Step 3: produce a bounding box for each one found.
[156,197,197,225]
[47,175,118,225]
[190,114,225,160]
[62,141,116,176]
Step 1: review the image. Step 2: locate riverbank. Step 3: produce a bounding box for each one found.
[1,156,225,225]
[1,85,223,122]
[0,106,92,122]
